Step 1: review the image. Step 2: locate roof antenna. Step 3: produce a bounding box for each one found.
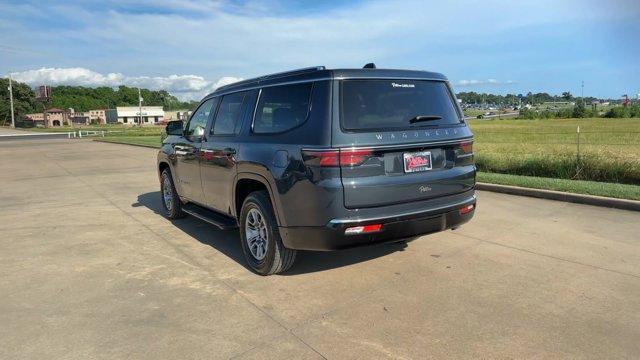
[363,63,376,69]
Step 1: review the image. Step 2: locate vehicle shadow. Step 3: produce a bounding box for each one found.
[134,192,407,275]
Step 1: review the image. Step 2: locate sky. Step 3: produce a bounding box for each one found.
[1,0,639,100]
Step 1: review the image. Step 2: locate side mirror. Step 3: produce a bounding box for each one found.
[166,120,184,136]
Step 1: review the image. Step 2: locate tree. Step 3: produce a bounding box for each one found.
[43,85,198,112]
[0,78,39,126]
[562,92,573,101]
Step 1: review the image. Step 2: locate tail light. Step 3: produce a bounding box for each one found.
[456,141,474,166]
[302,148,373,167]
[340,148,373,166]
[459,141,473,154]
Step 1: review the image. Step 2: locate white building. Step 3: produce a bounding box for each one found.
[115,106,164,125]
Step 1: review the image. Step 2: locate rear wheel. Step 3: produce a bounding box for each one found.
[160,168,185,219]
[239,191,296,275]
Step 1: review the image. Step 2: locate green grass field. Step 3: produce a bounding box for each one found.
[468,118,640,185]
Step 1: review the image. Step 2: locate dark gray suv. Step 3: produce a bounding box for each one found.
[157,65,476,275]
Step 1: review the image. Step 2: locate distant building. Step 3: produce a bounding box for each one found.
[45,108,69,126]
[24,108,69,127]
[115,106,164,125]
[69,111,90,125]
[105,109,118,124]
[164,110,192,123]
[24,112,45,126]
[89,109,107,124]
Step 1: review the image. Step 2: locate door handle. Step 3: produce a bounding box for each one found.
[198,148,235,156]
[175,146,195,156]
[222,148,236,156]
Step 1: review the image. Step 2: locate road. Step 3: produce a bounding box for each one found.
[464,111,519,120]
[1,138,639,359]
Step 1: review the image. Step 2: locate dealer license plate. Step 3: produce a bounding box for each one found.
[403,151,432,173]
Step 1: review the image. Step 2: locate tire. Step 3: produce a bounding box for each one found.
[160,168,185,219]
[239,191,296,275]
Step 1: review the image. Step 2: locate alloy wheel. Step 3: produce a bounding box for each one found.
[245,208,268,260]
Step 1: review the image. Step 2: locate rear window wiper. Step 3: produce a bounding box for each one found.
[408,115,442,124]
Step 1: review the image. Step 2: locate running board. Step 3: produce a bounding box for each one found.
[182,203,238,230]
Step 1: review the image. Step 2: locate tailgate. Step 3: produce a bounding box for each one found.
[340,141,475,208]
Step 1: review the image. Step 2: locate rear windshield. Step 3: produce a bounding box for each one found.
[340,80,462,131]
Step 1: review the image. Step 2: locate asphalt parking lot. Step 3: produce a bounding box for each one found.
[1,137,639,359]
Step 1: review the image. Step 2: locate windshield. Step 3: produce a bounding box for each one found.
[340,80,462,131]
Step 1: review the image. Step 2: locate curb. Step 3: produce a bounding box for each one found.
[476,182,640,212]
[93,139,160,149]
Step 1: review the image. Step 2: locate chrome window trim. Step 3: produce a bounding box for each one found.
[250,88,262,133]
[213,78,329,98]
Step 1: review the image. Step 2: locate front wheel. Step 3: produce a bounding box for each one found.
[239,191,296,275]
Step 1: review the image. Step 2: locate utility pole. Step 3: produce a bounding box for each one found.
[8,74,15,128]
[138,87,143,127]
[581,80,584,105]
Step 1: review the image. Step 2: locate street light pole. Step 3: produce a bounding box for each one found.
[8,74,15,128]
[138,87,143,127]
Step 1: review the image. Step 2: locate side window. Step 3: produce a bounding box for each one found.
[253,83,312,134]
[212,91,246,135]
[185,98,217,139]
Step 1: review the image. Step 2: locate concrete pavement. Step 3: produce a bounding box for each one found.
[1,138,639,359]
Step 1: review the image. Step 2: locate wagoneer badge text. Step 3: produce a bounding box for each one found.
[374,128,459,141]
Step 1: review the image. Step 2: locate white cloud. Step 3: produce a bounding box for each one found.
[11,67,241,100]
[1,0,637,99]
[455,79,515,87]
[12,67,519,99]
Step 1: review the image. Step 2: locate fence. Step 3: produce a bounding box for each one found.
[77,130,105,138]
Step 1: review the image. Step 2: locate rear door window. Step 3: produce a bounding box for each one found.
[340,80,462,131]
[212,91,247,135]
[253,83,312,134]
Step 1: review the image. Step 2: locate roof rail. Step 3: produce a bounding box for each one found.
[261,66,326,80]
[215,66,326,92]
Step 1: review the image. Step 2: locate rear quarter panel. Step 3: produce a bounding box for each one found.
[234,80,339,227]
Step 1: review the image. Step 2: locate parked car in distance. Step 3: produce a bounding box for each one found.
[157,64,476,275]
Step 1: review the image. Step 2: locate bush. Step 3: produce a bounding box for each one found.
[556,108,573,118]
[572,102,587,118]
[604,107,630,118]
[518,108,537,119]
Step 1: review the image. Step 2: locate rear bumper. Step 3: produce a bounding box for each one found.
[279,195,476,251]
